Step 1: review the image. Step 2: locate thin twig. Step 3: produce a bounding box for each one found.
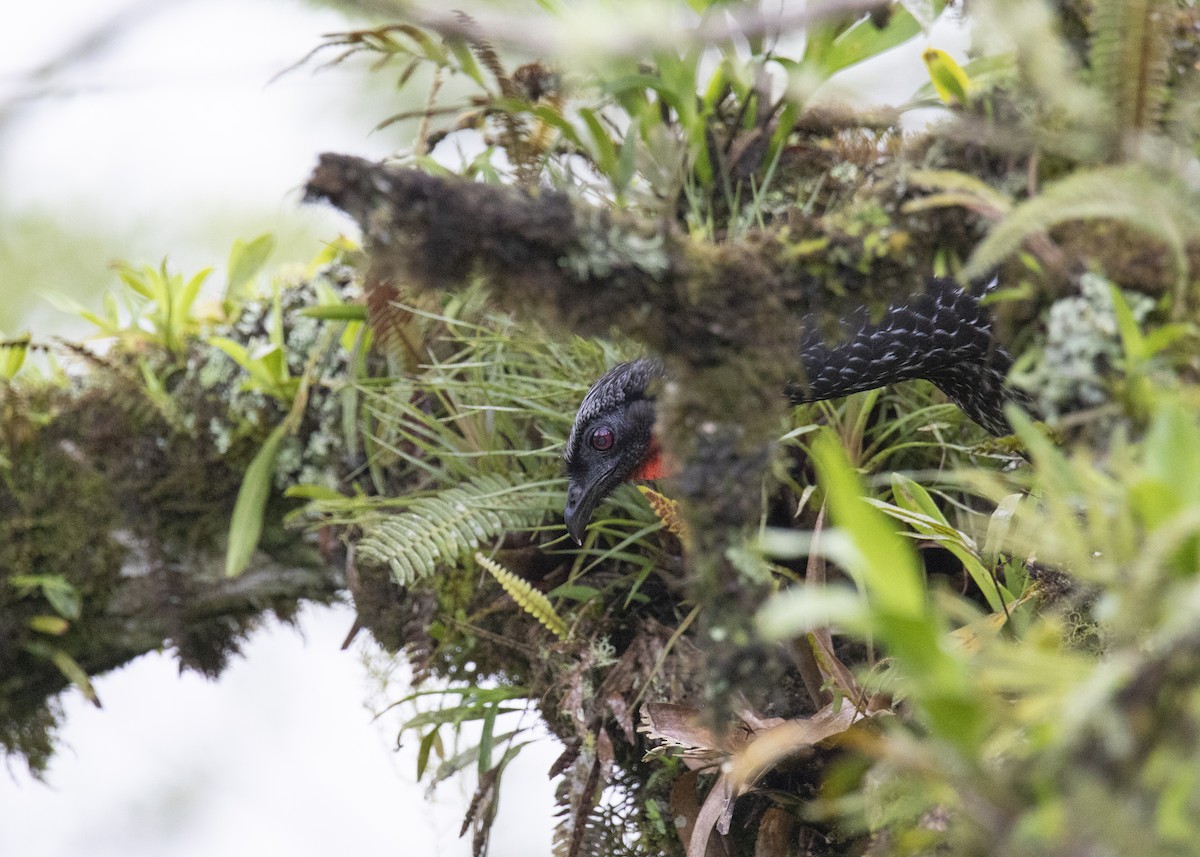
[365,0,897,59]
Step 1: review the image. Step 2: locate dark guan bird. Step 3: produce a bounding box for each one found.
[563,278,1029,543]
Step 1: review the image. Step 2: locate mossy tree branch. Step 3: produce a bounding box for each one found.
[303,153,922,699]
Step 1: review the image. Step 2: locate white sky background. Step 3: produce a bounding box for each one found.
[0,2,968,855]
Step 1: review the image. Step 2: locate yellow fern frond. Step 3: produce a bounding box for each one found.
[637,486,687,538]
[475,552,568,640]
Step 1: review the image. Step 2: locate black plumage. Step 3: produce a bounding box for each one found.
[564,279,1030,540]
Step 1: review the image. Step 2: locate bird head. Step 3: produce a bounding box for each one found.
[563,359,665,544]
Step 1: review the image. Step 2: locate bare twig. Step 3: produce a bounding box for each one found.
[344,0,894,59]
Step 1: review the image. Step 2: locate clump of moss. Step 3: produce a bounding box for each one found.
[0,386,128,773]
[0,262,364,772]
[1012,271,1154,421]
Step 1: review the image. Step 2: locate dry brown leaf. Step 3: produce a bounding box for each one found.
[689,772,734,857]
[672,771,729,857]
[647,698,890,857]
[639,702,750,763]
[727,702,876,800]
[950,588,1038,651]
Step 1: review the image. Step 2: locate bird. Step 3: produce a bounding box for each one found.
[563,278,1030,543]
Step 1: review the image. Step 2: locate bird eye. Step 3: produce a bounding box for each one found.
[589,426,615,451]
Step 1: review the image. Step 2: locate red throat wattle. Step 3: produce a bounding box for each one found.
[629,440,668,481]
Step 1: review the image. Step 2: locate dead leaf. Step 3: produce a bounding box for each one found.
[727,703,868,799]
[689,771,734,857]
[639,703,750,763]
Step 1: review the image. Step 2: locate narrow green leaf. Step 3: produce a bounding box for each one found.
[983,493,1024,564]
[578,107,619,178]
[401,706,523,732]
[209,336,251,368]
[284,484,346,501]
[25,642,101,707]
[115,263,153,299]
[44,293,121,336]
[478,704,497,775]
[393,23,449,65]
[174,267,212,333]
[300,304,368,321]
[28,615,70,635]
[811,430,925,619]
[445,38,489,89]
[417,727,441,780]
[890,473,947,524]
[225,423,288,577]
[1110,284,1147,363]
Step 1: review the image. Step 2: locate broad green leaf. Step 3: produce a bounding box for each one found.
[10,574,83,619]
[226,234,276,302]
[40,579,82,620]
[756,586,869,640]
[817,9,922,76]
[923,47,972,105]
[1,334,30,379]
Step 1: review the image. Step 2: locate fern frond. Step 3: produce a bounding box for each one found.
[636,486,687,538]
[963,163,1200,303]
[454,10,511,96]
[1091,0,1172,136]
[904,169,1014,219]
[475,551,568,639]
[356,473,557,584]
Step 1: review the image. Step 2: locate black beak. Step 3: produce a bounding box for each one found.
[564,483,595,545]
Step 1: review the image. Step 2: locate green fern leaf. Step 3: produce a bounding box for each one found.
[963,164,1200,302]
[475,552,568,640]
[1091,0,1172,136]
[356,473,555,584]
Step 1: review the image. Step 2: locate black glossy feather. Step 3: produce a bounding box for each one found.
[564,278,1030,536]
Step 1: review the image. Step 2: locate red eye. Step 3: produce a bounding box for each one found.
[590,426,615,451]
